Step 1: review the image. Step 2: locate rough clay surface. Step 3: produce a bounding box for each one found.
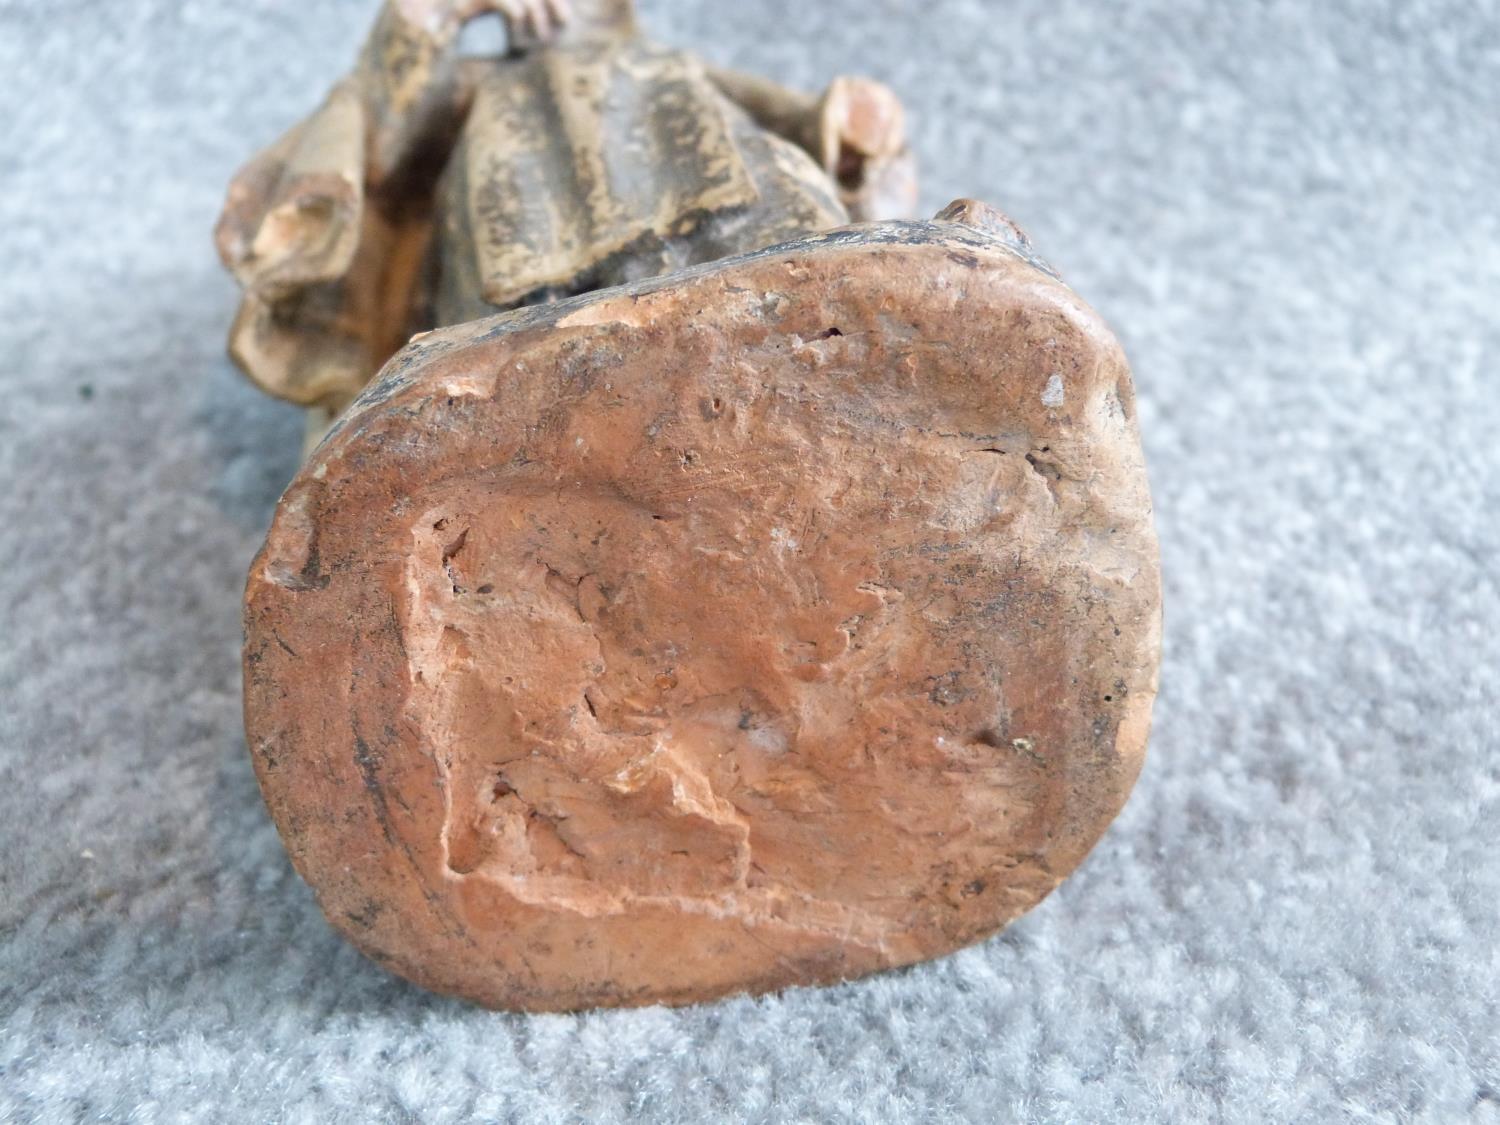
[246,224,1159,1009]
[3,0,1497,1119]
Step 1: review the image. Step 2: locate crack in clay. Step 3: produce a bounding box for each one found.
[440,524,470,594]
[1024,450,1065,507]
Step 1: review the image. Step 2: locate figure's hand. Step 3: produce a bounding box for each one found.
[215,85,367,299]
[462,0,571,48]
[820,77,905,174]
[394,0,570,47]
[818,77,917,221]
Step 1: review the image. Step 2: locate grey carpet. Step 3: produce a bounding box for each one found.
[2,1,1496,1120]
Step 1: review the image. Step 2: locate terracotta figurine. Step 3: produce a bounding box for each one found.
[218,0,1161,1010]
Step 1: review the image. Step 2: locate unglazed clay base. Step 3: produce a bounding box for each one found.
[243,219,1161,1010]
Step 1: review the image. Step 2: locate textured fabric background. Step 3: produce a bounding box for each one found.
[2,1,1496,1120]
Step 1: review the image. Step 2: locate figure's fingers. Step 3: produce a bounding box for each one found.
[543,0,572,34]
[490,0,526,38]
[526,0,549,39]
[530,0,570,40]
[504,0,543,43]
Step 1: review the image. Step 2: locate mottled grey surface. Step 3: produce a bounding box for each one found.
[1,1,1496,1121]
